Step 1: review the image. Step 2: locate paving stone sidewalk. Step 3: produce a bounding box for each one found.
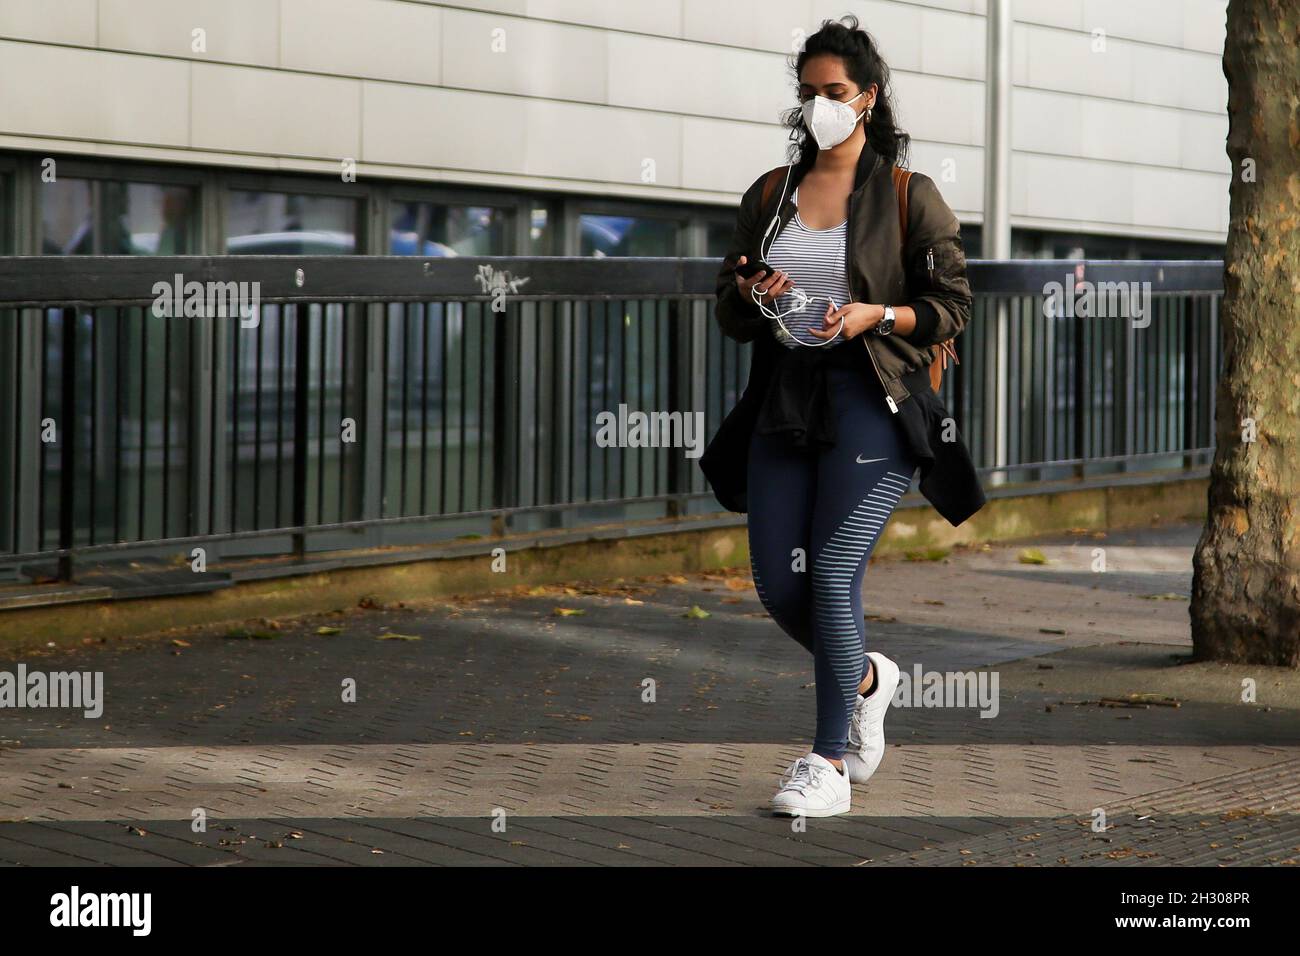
[1,523,1297,866]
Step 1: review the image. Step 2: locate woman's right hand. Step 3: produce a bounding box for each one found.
[735,256,793,306]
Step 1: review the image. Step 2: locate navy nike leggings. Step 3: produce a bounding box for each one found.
[747,363,918,761]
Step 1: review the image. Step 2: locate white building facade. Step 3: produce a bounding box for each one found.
[0,0,1229,258]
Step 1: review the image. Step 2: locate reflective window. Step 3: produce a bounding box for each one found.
[526,203,553,255]
[226,190,358,254]
[41,179,91,254]
[390,202,508,256]
[0,173,12,253]
[1011,228,1218,261]
[580,214,679,257]
[41,179,196,255]
[706,221,733,258]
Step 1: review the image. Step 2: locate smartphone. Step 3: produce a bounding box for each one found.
[735,258,772,279]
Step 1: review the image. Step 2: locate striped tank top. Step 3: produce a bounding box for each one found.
[765,186,852,349]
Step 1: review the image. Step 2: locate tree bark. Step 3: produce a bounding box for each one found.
[1191,0,1300,665]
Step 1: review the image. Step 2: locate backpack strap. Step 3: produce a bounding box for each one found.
[891,165,912,250]
[891,165,953,395]
[760,166,786,215]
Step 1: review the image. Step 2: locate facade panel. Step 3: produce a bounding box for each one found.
[98,0,280,67]
[281,0,444,85]
[0,0,1230,246]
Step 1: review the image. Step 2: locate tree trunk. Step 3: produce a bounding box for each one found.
[1191,0,1300,666]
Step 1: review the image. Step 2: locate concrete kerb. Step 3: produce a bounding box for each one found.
[0,472,1208,648]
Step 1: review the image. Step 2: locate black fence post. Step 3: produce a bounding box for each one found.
[663,298,678,518]
[292,304,310,561]
[490,302,509,537]
[57,306,76,582]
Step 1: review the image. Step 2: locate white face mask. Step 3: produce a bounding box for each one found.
[801,90,866,151]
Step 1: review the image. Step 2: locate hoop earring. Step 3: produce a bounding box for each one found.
[864,105,873,124]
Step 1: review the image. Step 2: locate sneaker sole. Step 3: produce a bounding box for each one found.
[770,798,852,818]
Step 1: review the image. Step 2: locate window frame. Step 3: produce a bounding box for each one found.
[218,169,370,255]
[385,182,524,257]
[566,194,702,258]
[0,162,14,255]
[31,155,205,256]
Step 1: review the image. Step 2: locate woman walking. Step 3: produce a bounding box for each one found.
[700,16,986,817]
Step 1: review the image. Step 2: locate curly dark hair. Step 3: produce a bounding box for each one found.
[781,14,910,172]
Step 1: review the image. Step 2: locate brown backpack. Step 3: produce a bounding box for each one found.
[759,165,958,394]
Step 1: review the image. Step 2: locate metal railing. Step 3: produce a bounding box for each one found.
[0,256,1222,582]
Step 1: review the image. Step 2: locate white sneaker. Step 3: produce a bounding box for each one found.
[771,752,852,817]
[844,651,900,784]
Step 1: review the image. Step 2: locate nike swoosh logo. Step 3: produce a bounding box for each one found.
[856,455,886,464]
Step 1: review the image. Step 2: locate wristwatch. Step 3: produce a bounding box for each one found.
[874,305,896,336]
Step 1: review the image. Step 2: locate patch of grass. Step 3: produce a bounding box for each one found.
[904,547,950,562]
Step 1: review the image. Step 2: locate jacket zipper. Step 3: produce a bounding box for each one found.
[848,186,898,414]
[924,245,961,371]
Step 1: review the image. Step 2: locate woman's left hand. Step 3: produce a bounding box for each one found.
[806,301,883,341]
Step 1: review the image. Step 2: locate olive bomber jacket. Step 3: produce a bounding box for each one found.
[698,141,987,527]
[714,141,971,408]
